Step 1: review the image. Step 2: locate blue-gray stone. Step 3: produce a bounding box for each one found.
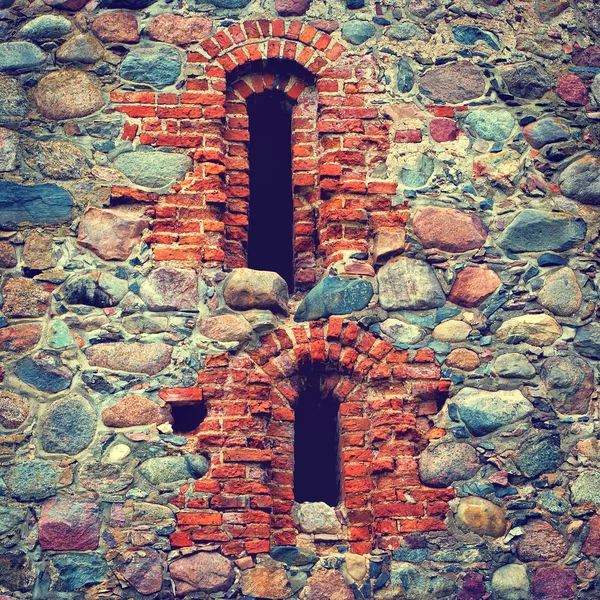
[397,58,414,93]
[392,549,427,563]
[501,62,552,100]
[399,153,433,188]
[390,564,456,599]
[15,351,73,393]
[538,253,567,266]
[271,546,318,566]
[0,505,25,534]
[5,459,58,501]
[138,455,209,484]
[0,42,45,72]
[62,272,129,308]
[538,490,569,515]
[120,45,182,89]
[497,209,587,253]
[515,436,562,478]
[464,109,516,141]
[558,155,600,206]
[389,21,429,41]
[40,397,97,455]
[342,21,376,45]
[20,16,72,40]
[0,75,28,119]
[51,554,108,592]
[101,0,158,6]
[524,118,570,149]
[294,277,373,322]
[347,0,365,7]
[190,0,251,6]
[114,150,192,189]
[453,26,500,50]
[574,324,600,360]
[0,182,72,228]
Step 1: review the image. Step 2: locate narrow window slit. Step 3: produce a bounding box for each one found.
[247,90,294,291]
[294,375,341,507]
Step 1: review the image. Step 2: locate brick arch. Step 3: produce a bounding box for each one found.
[110,19,403,268]
[166,317,453,557]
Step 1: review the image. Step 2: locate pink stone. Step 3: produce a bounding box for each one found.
[583,515,600,557]
[39,497,100,551]
[0,323,42,354]
[532,566,576,600]
[517,520,567,563]
[116,549,163,595]
[77,207,150,261]
[430,118,458,142]
[147,14,212,46]
[169,552,235,595]
[309,19,339,32]
[275,0,312,16]
[1,278,49,318]
[572,46,600,68]
[556,74,589,106]
[457,572,485,600]
[91,12,140,44]
[302,570,354,600]
[102,395,173,428]
[448,267,501,307]
[412,206,487,253]
[43,0,88,9]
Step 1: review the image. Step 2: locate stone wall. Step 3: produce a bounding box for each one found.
[1,0,600,598]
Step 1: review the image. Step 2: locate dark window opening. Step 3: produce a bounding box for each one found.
[169,402,207,435]
[247,90,294,291]
[294,375,341,506]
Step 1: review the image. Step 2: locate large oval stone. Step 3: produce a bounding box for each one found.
[138,455,209,484]
[56,34,105,65]
[523,118,570,149]
[517,520,567,562]
[496,314,562,346]
[531,566,576,600]
[169,552,235,595]
[0,181,73,227]
[341,21,377,45]
[419,62,486,104]
[20,15,72,40]
[515,436,562,478]
[0,42,46,72]
[493,353,536,379]
[412,206,487,252]
[114,549,163,596]
[294,277,373,321]
[114,150,192,189]
[85,342,173,375]
[120,45,182,89]
[559,155,600,206]
[92,11,140,44]
[40,396,97,455]
[377,258,445,310]
[275,0,311,15]
[537,267,582,316]
[540,356,594,414]
[34,70,104,120]
[418,442,480,487]
[78,207,150,261]
[39,497,100,550]
[0,323,42,354]
[455,497,507,538]
[6,459,58,501]
[491,564,530,600]
[497,209,587,253]
[448,266,501,307]
[102,395,172,428]
[139,266,199,311]
[501,62,552,99]
[15,351,73,393]
[571,471,600,505]
[450,387,534,436]
[224,268,289,314]
[199,314,253,343]
[147,14,212,46]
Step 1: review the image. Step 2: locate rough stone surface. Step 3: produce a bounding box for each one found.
[15,351,73,393]
[496,314,562,346]
[0,323,42,354]
[419,62,486,103]
[62,272,128,308]
[531,567,576,600]
[432,320,471,342]
[418,442,480,487]
[377,258,445,310]
[241,565,292,600]
[199,314,253,342]
[293,502,341,534]
[56,34,105,64]
[448,267,501,307]
[517,520,567,562]
[102,395,173,428]
[40,396,97,455]
[275,0,311,16]
[92,12,140,43]
[445,348,480,371]
[515,436,562,478]
[138,455,209,483]
[0,42,45,72]
[537,267,582,316]
[114,549,163,595]
[540,356,594,414]
[450,387,534,436]
[559,155,600,205]
[0,391,29,430]
[0,76,27,119]
[491,564,530,600]
[493,353,536,378]
[464,109,515,141]
[556,73,588,105]
[501,62,552,99]
[523,118,570,149]
[39,497,100,550]
[497,209,587,253]
[23,231,54,271]
[295,277,373,321]
[455,497,506,537]
[412,207,487,252]
[169,552,235,595]
[0,181,73,226]
[0,127,18,171]
[85,342,173,375]
[5,459,57,501]
[571,471,600,504]
[300,570,354,600]
[34,70,104,120]
[120,45,182,88]
[2,277,48,317]
[78,207,150,261]
[224,268,289,314]
[114,150,192,189]
[139,267,199,311]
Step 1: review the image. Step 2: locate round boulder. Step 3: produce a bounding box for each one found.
[455,497,507,538]
[169,552,234,595]
[418,442,480,487]
[0,391,29,430]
